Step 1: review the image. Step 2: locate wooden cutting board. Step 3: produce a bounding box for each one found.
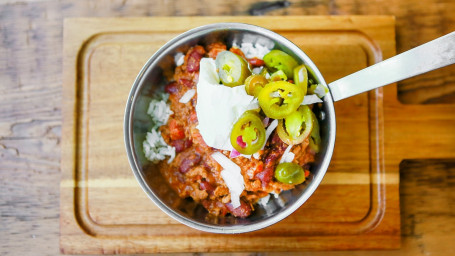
[61,16,399,254]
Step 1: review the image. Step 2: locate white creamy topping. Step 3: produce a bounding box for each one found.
[211,152,244,208]
[196,58,259,151]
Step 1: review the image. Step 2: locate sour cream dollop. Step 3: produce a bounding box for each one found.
[195,58,259,151]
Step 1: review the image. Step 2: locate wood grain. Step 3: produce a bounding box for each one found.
[60,16,397,253]
[1,0,454,255]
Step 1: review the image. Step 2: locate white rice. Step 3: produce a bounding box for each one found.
[147,97,173,128]
[143,129,176,164]
[233,42,273,59]
[143,92,176,163]
[179,89,196,103]
[174,52,185,66]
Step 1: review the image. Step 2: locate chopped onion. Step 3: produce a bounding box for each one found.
[211,152,244,208]
[229,149,241,158]
[253,152,261,159]
[301,94,323,105]
[262,119,278,149]
[279,144,294,163]
[271,91,281,98]
[314,84,329,98]
[179,89,196,103]
[252,67,263,74]
[258,194,271,206]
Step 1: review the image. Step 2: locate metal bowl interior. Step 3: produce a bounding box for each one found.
[124,23,336,233]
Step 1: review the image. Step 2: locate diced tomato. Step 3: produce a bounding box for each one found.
[248,57,265,67]
[169,119,185,140]
[255,162,264,173]
[207,42,227,59]
[229,47,246,58]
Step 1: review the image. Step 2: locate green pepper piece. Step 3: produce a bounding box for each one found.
[216,51,251,87]
[244,74,268,97]
[276,105,313,145]
[230,110,266,155]
[258,81,305,119]
[308,111,321,153]
[293,65,308,96]
[274,162,305,185]
[263,49,298,78]
[270,70,287,81]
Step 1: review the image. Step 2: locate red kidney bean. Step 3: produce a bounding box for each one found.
[179,78,194,88]
[164,81,179,94]
[199,180,215,195]
[226,200,252,218]
[186,45,205,72]
[179,153,201,174]
[270,132,287,151]
[171,138,192,153]
[255,169,273,187]
[188,111,198,124]
[256,132,287,187]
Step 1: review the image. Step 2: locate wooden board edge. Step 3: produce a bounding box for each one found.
[60,16,399,254]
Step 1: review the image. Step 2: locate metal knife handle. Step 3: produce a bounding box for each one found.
[328,31,455,102]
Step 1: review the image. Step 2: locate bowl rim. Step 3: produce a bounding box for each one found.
[124,22,336,234]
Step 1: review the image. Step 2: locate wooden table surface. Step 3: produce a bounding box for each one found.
[1,0,454,255]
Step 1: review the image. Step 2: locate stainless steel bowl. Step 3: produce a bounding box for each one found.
[124,23,336,233]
